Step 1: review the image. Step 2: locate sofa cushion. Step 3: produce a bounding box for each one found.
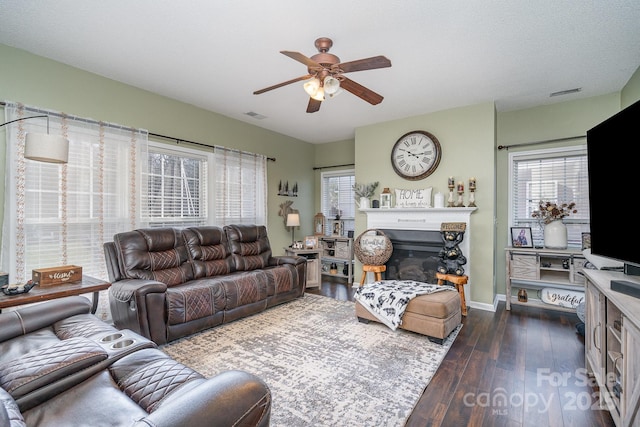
[165,280,227,325]
[225,225,272,271]
[114,228,193,286]
[182,226,235,278]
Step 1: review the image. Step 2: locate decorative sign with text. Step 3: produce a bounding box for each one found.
[394,188,432,208]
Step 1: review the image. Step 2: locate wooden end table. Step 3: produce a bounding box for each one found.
[0,275,111,314]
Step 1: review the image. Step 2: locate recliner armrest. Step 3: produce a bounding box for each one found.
[0,296,92,343]
[133,370,271,427]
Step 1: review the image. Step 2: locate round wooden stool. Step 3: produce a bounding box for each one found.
[359,265,386,286]
[436,272,469,316]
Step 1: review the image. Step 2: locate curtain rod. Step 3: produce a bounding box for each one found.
[149,132,275,162]
[1,101,275,162]
[498,135,585,150]
[313,163,355,170]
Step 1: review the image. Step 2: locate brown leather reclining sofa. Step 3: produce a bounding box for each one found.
[104,224,307,345]
[0,296,271,427]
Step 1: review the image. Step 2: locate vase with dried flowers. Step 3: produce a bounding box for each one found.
[353,182,379,209]
[532,201,577,249]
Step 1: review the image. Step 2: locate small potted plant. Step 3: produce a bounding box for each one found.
[353,181,379,209]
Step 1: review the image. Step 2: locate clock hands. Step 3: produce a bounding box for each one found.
[398,148,421,159]
[398,148,431,159]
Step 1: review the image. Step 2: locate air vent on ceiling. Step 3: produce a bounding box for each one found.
[245,111,267,120]
[550,88,582,97]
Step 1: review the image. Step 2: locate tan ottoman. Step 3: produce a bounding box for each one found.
[355,289,461,344]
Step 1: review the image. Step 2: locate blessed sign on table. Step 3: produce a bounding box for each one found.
[394,188,432,208]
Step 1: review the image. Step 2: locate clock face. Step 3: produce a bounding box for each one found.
[391,130,442,180]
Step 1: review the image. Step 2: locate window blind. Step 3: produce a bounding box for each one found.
[510,146,590,248]
[321,170,355,236]
[213,148,267,226]
[143,145,208,227]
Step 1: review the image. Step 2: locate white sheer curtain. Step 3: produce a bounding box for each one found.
[213,147,267,226]
[2,102,148,283]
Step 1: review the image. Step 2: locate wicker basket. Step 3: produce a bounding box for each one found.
[354,229,393,266]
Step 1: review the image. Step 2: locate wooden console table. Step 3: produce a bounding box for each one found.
[0,275,111,314]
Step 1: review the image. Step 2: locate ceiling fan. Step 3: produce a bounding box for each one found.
[253,37,391,113]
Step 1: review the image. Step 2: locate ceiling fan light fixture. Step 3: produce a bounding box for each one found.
[311,87,325,101]
[303,78,320,97]
[323,76,340,95]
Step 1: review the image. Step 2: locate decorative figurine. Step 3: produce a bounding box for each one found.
[437,227,467,276]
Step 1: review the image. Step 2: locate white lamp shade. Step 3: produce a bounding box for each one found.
[310,87,325,101]
[303,78,320,96]
[286,213,300,227]
[323,76,340,95]
[24,132,69,164]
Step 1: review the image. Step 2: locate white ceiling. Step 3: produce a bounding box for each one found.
[1,1,640,144]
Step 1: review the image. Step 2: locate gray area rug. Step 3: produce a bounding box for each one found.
[161,293,460,427]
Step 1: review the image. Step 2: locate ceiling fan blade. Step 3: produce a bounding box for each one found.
[253,74,314,95]
[281,51,323,70]
[339,77,384,105]
[336,56,391,73]
[307,98,322,113]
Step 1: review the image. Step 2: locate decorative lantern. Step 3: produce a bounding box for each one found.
[380,187,392,209]
[314,212,325,236]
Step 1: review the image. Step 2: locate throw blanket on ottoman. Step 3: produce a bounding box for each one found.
[355,280,456,330]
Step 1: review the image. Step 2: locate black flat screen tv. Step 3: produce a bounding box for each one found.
[586,98,640,277]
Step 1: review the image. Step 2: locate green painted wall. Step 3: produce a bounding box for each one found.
[355,102,497,306]
[2,42,638,309]
[0,44,316,253]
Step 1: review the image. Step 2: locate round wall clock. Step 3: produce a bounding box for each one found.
[391,130,442,180]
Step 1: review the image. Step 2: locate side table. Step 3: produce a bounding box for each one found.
[0,275,111,314]
[284,247,322,288]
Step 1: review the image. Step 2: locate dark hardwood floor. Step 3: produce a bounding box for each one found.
[307,277,615,427]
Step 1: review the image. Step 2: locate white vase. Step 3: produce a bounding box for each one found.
[544,220,568,249]
[359,197,370,209]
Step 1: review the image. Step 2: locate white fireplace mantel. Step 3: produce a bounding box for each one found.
[360,207,476,231]
[360,207,477,286]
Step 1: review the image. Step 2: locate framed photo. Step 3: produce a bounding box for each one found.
[305,236,318,249]
[511,227,533,248]
[331,220,344,236]
[581,232,591,250]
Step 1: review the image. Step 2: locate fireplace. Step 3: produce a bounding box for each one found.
[381,229,442,282]
[361,207,476,286]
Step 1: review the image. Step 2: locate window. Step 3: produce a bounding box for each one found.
[509,146,590,248]
[321,170,355,236]
[212,148,267,226]
[2,103,148,282]
[143,144,208,227]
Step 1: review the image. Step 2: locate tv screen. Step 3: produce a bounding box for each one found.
[586,99,640,275]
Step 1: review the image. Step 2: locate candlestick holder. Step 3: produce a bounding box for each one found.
[447,183,455,207]
[468,188,476,207]
[455,188,465,207]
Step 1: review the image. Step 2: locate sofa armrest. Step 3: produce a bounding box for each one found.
[269,255,306,267]
[133,370,271,427]
[109,279,167,303]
